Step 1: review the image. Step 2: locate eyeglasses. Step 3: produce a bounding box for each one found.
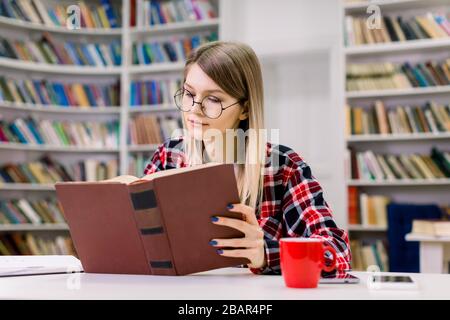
[173,88,243,119]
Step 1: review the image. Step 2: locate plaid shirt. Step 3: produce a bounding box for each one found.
[143,137,351,275]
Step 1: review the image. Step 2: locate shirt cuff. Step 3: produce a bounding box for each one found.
[249,239,281,275]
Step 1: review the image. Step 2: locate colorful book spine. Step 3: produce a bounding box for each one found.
[347,147,450,180]
[132,31,218,65]
[0,0,121,28]
[0,35,122,66]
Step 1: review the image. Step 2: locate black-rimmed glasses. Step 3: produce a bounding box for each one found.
[173,88,243,119]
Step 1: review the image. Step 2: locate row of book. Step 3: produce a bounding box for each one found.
[134,0,217,27]
[0,0,120,28]
[0,155,119,184]
[350,240,389,272]
[346,100,450,135]
[348,187,390,227]
[346,60,450,91]
[130,78,181,106]
[128,114,182,145]
[0,118,119,148]
[0,76,120,107]
[345,12,450,46]
[128,153,151,177]
[346,147,450,181]
[0,198,64,225]
[132,31,218,65]
[0,234,75,256]
[1,34,122,66]
[412,218,450,237]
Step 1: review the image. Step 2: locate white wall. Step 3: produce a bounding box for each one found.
[219,0,347,227]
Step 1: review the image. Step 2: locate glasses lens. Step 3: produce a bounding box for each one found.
[174,89,193,111]
[202,96,222,119]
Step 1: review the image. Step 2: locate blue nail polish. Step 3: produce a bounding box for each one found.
[211,216,219,222]
[217,249,223,255]
[227,203,234,209]
[209,240,217,246]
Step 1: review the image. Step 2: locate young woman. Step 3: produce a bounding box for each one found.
[143,41,351,274]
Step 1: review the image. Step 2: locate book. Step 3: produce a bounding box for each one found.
[411,219,450,237]
[346,60,450,92]
[344,13,450,46]
[55,163,249,276]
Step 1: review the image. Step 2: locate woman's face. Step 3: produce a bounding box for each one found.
[182,63,247,140]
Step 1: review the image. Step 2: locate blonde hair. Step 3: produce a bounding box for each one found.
[180,41,266,209]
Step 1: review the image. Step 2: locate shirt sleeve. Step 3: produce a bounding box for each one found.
[143,143,167,175]
[250,157,352,275]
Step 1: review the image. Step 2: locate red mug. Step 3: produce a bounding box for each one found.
[280,238,337,288]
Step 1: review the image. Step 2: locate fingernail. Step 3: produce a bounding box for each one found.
[211,216,219,222]
[227,203,234,209]
[209,240,217,246]
[217,249,223,255]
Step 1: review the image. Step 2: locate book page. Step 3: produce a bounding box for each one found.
[140,162,223,181]
[102,175,140,184]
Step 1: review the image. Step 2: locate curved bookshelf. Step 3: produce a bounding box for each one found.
[128,62,185,74]
[0,0,221,238]
[345,38,450,56]
[348,225,387,232]
[0,143,120,153]
[346,133,450,142]
[0,101,121,114]
[0,183,55,191]
[0,58,122,75]
[343,0,450,13]
[346,85,450,99]
[130,18,220,35]
[129,104,178,113]
[347,179,450,187]
[0,223,69,232]
[128,144,159,152]
[0,16,122,36]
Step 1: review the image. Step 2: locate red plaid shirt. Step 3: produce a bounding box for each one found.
[143,136,351,275]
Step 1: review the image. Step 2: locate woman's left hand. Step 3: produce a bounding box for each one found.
[210,203,266,269]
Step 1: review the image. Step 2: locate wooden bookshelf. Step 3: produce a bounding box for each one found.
[0,0,221,239]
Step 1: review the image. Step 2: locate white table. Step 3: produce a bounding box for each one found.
[405,233,450,274]
[1,268,450,300]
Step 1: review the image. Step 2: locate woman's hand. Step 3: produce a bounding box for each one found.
[210,203,266,269]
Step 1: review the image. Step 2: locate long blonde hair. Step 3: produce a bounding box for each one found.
[180,41,266,209]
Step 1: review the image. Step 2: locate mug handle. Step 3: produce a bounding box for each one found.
[321,244,337,272]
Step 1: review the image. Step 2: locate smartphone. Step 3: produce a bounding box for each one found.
[320,270,360,284]
[368,274,418,290]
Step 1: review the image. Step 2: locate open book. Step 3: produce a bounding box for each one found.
[55,163,248,276]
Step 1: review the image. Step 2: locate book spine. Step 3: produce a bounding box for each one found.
[128,181,176,275]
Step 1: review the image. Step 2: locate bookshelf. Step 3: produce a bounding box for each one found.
[0,0,221,248]
[340,0,450,271]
